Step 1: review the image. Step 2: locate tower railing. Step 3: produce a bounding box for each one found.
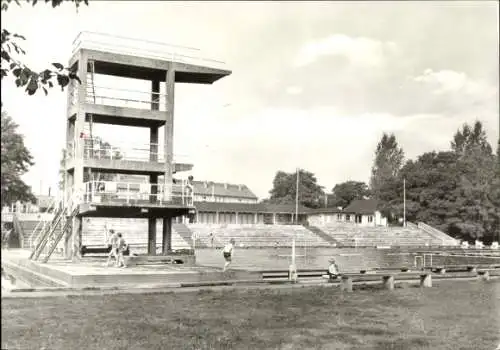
[72,31,227,70]
[66,137,191,164]
[82,180,194,207]
[85,83,168,111]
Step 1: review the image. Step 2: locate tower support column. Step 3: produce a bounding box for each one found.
[70,215,83,261]
[148,218,157,255]
[163,66,175,202]
[162,217,172,254]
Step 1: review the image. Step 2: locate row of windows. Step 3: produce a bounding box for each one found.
[318,214,374,223]
[194,195,258,204]
[195,212,307,224]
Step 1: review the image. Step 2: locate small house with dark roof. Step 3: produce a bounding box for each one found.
[307,199,387,227]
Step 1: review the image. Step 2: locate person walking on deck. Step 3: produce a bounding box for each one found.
[106,229,119,267]
[116,233,128,268]
[222,238,235,272]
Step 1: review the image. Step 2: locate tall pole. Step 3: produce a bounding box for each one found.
[295,168,299,224]
[403,178,406,227]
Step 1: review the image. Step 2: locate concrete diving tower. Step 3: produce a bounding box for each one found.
[63,32,231,258]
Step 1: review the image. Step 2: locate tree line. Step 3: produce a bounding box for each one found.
[264,120,499,243]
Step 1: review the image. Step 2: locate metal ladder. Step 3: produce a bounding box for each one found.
[85,60,98,184]
[40,207,79,263]
[29,203,78,263]
[30,197,60,248]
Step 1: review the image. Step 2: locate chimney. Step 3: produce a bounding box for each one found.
[224,183,228,189]
[48,187,51,197]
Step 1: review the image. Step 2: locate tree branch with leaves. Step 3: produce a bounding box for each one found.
[0,0,87,97]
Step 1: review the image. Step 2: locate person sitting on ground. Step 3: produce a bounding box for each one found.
[327,258,340,281]
[116,233,128,268]
[105,229,119,267]
[222,238,235,272]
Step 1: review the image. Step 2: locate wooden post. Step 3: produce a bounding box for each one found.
[288,238,298,283]
[382,275,395,290]
[478,271,490,281]
[341,276,353,292]
[420,273,432,288]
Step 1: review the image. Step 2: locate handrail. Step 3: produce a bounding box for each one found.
[86,84,168,97]
[76,40,226,67]
[72,31,200,53]
[30,193,80,260]
[30,197,59,248]
[417,222,457,244]
[72,32,227,69]
[68,137,191,164]
[82,180,194,206]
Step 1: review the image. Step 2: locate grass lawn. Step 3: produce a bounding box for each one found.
[2,280,499,350]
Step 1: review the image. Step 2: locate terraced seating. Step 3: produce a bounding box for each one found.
[18,221,62,249]
[315,223,453,247]
[417,222,459,246]
[188,224,331,248]
[83,218,192,250]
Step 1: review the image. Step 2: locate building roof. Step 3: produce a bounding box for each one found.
[191,181,257,199]
[116,175,258,200]
[194,201,311,214]
[307,207,344,214]
[343,199,379,215]
[36,195,54,208]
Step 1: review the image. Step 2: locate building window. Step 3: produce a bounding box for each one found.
[368,216,373,223]
[346,214,350,221]
[337,213,341,220]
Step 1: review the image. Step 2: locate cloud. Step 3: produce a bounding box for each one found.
[412,69,497,98]
[293,34,398,68]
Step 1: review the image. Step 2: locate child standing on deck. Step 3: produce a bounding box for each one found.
[116,233,128,268]
[222,238,235,272]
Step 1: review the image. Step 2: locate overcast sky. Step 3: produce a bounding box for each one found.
[1,1,499,199]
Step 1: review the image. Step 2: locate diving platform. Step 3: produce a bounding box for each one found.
[70,31,232,84]
[77,202,195,218]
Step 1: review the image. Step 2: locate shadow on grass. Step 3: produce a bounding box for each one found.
[2,280,499,350]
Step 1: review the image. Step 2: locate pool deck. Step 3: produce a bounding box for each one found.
[2,249,260,288]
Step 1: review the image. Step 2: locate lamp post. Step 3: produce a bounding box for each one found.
[403,178,406,227]
[295,168,299,224]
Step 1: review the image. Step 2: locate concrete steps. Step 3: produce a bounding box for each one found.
[188,224,331,248]
[306,225,341,246]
